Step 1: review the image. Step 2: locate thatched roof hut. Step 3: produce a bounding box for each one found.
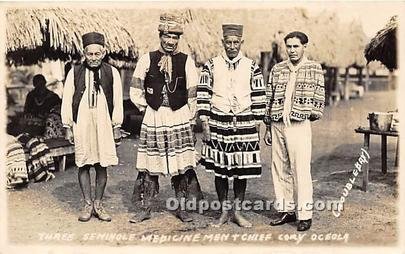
[364,15,397,70]
[119,8,367,67]
[6,7,368,69]
[6,8,137,68]
[117,9,221,65]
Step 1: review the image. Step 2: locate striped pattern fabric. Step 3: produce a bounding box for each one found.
[200,107,261,179]
[197,58,266,124]
[264,60,325,124]
[17,134,55,182]
[196,59,214,119]
[197,55,265,179]
[136,105,196,176]
[250,62,267,123]
[6,135,28,188]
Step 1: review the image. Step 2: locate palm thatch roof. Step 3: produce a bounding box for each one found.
[119,8,367,67]
[6,7,368,69]
[364,15,397,70]
[6,8,137,68]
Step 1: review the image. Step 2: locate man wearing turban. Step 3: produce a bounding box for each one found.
[61,32,123,222]
[129,13,202,223]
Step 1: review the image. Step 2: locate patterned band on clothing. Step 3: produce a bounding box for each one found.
[136,105,196,176]
[200,107,261,179]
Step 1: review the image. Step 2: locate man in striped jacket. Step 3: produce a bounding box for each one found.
[197,23,266,228]
[264,31,325,231]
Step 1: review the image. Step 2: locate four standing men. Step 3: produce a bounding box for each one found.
[61,15,324,232]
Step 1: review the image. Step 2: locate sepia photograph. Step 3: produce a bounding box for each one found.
[0,1,404,253]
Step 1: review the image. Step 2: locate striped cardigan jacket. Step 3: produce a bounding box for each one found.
[263,59,325,125]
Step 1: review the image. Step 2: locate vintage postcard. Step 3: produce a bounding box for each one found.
[0,1,404,254]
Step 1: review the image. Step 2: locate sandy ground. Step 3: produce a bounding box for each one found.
[6,90,398,247]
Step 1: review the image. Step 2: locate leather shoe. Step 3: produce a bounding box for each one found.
[78,201,93,222]
[297,219,312,231]
[93,200,112,222]
[269,212,296,226]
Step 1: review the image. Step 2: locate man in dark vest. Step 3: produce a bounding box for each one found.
[129,12,202,223]
[61,32,123,222]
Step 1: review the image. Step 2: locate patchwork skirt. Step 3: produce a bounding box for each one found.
[17,133,56,182]
[6,135,28,188]
[200,107,262,179]
[136,105,196,176]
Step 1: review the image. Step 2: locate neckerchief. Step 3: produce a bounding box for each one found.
[84,61,101,93]
[158,46,179,84]
[221,51,243,70]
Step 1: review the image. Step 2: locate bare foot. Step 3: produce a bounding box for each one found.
[211,210,229,227]
[176,210,193,222]
[233,210,252,228]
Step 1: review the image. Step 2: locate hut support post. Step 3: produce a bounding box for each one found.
[343,67,350,101]
[330,67,340,105]
[260,51,272,85]
[388,70,396,90]
[358,67,363,86]
[324,66,332,106]
[364,67,370,93]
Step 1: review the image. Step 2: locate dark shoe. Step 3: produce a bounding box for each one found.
[269,212,297,226]
[78,201,93,222]
[129,207,152,223]
[233,210,252,228]
[297,219,312,231]
[211,210,229,227]
[93,200,112,222]
[176,210,193,222]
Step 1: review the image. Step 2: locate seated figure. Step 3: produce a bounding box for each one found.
[23,74,61,136]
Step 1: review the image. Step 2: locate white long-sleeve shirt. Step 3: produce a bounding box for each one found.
[61,65,123,167]
[129,52,198,122]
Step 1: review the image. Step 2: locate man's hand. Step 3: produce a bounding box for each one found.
[65,127,74,144]
[113,126,122,146]
[202,121,211,142]
[283,114,291,127]
[264,128,272,146]
[255,122,261,139]
[191,124,197,145]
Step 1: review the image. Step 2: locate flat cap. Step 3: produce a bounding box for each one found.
[222,23,243,37]
[82,32,105,48]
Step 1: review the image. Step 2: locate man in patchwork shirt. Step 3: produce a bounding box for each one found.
[263,31,325,231]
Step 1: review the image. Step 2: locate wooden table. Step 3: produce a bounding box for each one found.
[355,127,399,191]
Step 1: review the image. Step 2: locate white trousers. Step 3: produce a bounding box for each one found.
[271,120,313,220]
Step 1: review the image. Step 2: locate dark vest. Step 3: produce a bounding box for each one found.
[72,62,113,123]
[144,50,188,111]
